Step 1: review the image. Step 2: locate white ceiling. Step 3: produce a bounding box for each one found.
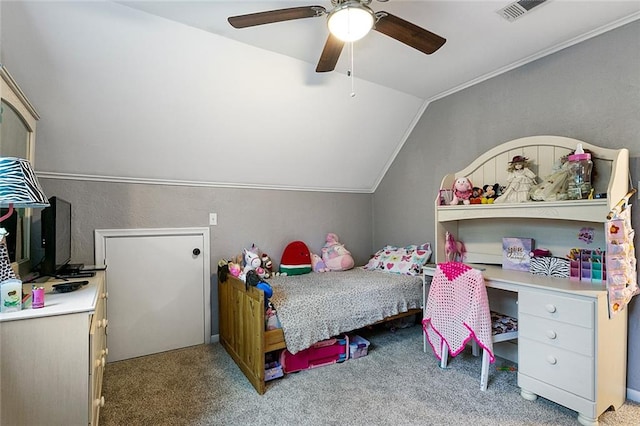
[118,0,640,100]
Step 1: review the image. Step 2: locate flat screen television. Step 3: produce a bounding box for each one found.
[40,196,72,276]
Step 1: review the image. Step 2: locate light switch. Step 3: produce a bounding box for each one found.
[209,213,218,226]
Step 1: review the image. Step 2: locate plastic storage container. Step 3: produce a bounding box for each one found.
[1,278,22,313]
[349,335,370,359]
[567,143,593,200]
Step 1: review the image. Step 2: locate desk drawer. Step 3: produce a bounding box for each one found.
[519,337,594,400]
[519,313,593,356]
[519,291,594,327]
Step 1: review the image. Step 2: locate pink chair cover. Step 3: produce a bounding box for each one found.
[422,262,494,363]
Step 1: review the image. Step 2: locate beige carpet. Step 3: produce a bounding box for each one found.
[100,324,640,425]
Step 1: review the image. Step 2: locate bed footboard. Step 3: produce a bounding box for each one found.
[219,275,278,394]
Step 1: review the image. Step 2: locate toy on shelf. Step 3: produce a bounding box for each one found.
[444,232,466,262]
[494,155,537,203]
[449,177,473,205]
[481,183,500,204]
[469,186,484,204]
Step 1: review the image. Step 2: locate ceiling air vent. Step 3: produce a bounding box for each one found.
[497,0,549,22]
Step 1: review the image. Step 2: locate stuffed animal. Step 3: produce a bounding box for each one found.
[239,246,263,282]
[280,241,312,275]
[321,233,355,271]
[311,253,330,272]
[481,183,500,204]
[260,253,274,278]
[469,186,484,204]
[449,177,473,205]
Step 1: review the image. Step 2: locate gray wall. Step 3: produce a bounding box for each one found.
[374,21,640,393]
[32,179,373,336]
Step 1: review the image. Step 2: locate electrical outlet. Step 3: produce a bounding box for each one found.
[209,213,217,226]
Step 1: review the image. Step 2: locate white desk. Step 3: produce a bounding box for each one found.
[422,264,627,426]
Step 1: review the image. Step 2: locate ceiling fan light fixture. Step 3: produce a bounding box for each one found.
[327,2,375,42]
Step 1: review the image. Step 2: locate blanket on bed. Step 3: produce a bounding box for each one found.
[268,267,422,354]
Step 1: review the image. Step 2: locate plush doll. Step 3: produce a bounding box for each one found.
[279,241,311,275]
[481,183,500,204]
[228,262,241,278]
[311,253,330,272]
[321,233,355,271]
[469,186,484,204]
[260,253,274,278]
[449,177,473,205]
[239,246,262,282]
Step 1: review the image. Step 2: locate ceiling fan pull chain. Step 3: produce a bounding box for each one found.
[349,42,356,97]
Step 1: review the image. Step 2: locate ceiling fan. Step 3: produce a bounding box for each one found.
[228,0,446,73]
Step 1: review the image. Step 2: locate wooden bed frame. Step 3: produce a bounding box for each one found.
[219,275,422,394]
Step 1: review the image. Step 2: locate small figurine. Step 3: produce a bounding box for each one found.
[494,155,537,203]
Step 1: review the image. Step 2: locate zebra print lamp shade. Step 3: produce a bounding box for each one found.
[0,157,49,223]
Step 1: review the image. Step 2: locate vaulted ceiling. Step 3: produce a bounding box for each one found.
[119,1,640,100]
[3,2,639,192]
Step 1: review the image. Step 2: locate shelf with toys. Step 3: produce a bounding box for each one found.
[434,135,629,265]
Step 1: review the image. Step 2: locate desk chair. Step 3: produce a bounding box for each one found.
[422,262,518,391]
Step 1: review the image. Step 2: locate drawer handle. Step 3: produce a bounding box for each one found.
[546,355,557,365]
[545,330,557,339]
[545,304,557,313]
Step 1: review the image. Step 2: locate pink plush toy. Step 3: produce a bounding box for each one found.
[321,233,355,271]
[449,177,473,205]
[311,253,330,273]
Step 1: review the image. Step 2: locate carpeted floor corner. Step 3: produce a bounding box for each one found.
[100,324,640,425]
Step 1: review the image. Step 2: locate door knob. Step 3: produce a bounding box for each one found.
[193,248,201,256]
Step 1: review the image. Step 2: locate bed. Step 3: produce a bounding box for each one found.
[218,267,424,394]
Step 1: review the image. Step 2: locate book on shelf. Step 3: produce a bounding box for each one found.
[502,237,534,272]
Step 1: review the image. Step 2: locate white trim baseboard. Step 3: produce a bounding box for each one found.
[627,387,640,402]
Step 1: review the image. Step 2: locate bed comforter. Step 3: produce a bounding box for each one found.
[268,267,423,354]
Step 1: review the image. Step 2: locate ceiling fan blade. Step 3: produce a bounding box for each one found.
[228,6,326,28]
[316,34,345,73]
[374,12,446,55]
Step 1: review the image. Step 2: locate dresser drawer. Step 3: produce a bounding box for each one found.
[519,337,594,400]
[519,313,594,356]
[519,291,594,327]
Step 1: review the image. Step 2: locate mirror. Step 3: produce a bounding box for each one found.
[0,66,39,277]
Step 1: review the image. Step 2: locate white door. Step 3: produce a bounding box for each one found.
[95,228,210,362]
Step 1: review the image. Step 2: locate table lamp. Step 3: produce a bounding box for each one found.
[0,157,49,282]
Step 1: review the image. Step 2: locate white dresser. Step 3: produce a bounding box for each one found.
[0,271,108,425]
